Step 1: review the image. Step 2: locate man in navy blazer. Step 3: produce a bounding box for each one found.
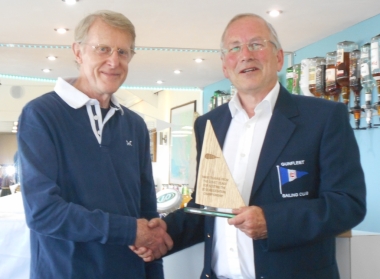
[137,13,366,279]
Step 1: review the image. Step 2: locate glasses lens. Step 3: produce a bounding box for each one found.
[230,46,242,53]
[118,48,135,60]
[92,44,134,60]
[95,45,112,55]
[248,40,266,51]
[223,39,270,55]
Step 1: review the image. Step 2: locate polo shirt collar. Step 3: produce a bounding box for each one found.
[54,77,123,112]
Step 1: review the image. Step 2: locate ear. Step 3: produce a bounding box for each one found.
[72,42,83,64]
[276,48,284,72]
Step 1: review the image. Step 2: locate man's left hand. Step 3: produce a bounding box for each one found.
[228,206,268,240]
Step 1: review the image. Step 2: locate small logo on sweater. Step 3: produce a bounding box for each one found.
[126,140,133,146]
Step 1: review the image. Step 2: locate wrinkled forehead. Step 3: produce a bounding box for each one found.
[86,20,133,47]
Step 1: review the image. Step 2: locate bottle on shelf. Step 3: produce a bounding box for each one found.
[209,96,215,111]
[230,84,237,99]
[370,34,380,125]
[349,48,365,130]
[360,42,377,128]
[300,58,314,96]
[292,63,301,95]
[308,57,318,97]
[214,91,221,108]
[286,66,294,93]
[314,57,326,98]
[210,90,231,111]
[325,51,341,101]
[361,43,374,91]
[336,41,359,106]
[350,48,363,103]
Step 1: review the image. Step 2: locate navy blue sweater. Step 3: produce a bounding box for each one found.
[17,92,162,279]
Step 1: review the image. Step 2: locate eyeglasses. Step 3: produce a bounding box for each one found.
[82,43,135,61]
[221,39,276,55]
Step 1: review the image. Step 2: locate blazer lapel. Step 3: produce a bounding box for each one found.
[250,86,299,199]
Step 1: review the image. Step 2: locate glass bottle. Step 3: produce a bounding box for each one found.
[349,49,362,106]
[360,43,374,94]
[360,43,377,128]
[308,57,326,98]
[292,63,301,95]
[214,91,221,108]
[349,48,365,129]
[325,51,341,101]
[315,57,326,97]
[371,34,380,121]
[308,57,318,97]
[286,66,294,93]
[209,96,214,111]
[180,185,192,208]
[361,42,374,113]
[336,41,358,106]
[300,58,313,96]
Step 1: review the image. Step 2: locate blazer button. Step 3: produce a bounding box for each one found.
[207,234,211,238]
[206,274,210,278]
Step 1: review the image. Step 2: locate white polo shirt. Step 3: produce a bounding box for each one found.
[211,82,280,279]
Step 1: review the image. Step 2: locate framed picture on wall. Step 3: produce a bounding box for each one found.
[169,101,196,185]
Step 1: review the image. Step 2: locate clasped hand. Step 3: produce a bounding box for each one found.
[129,218,173,261]
[131,206,267,262]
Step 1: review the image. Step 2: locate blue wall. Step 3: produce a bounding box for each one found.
[202,13,380,232]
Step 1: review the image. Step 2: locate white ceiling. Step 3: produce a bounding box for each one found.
[1,0,380,133]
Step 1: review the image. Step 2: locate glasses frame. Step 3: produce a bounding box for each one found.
[220,39,276,56]
[81,43,136,61]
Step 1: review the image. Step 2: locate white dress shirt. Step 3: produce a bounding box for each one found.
[211,82,280,279]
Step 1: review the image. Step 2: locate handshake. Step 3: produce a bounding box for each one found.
[130,218,173,262]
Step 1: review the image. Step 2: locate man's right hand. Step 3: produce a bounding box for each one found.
[131,218,173,261]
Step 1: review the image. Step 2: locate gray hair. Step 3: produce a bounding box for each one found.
[220,13,282,51]
[74,10,136,49]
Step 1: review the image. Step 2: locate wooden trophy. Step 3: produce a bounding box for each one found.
[184,120,245,218]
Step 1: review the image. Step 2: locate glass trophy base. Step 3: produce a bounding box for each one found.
[184,206,236,218]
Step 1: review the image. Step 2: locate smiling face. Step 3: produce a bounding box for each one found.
[72,19,133,106]
[221,16,284,98]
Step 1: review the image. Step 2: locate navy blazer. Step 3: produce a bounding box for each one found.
[164,85,366,279]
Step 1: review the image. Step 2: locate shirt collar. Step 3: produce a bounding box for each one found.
[54,77,123,112]
[228,81,280,118]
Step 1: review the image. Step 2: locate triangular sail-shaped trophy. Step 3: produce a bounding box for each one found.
[195,120,245,209]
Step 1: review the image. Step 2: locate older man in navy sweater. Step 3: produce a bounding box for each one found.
[17,10,172,279]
